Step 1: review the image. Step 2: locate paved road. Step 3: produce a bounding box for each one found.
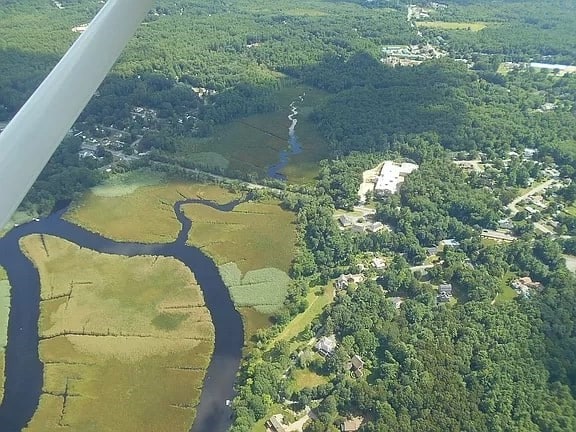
[507,179,556,216]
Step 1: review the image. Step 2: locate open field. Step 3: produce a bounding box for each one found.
[495,272,518,305]
[91,169,166,198]
[21,235,214,432]
[66,182,240,243]
[0,266,10,401]
[275,285,334,347]
[416,21,488,31]
[219,263,291,313]
[292,368,329,391]
[184,199,297,273]
[174,84,330,183]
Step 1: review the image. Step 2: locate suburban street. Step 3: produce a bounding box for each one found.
[507,179,555,215]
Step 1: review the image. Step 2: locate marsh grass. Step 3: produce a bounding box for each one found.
[66,183,240,243]
[219,263,290,313]
[185,200,296,273]
[0,266,9,401]
[20,235,214,432]
[174,84,330,182]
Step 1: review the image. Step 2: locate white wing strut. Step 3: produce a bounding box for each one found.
[0,0,154,228]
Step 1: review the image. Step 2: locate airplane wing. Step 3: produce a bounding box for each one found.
[0,0,154,228]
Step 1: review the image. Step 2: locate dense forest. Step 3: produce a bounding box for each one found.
[2,0,576,212]
[3,0,576,431]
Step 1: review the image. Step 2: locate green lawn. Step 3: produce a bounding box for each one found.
[274,285,334,346]
[564,204,576,216]
[292,368,329,391]
[495,272,518,304]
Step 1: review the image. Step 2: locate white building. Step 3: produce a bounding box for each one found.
[335,274,365,290]
[315,335,337,355]
[374,161,419,195]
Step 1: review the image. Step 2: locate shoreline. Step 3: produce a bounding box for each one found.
[0,198,244,432]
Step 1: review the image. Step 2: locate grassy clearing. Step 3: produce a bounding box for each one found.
[66,183,240,243]
[91,169,166,198]
[417,21,488,31]
[275,285,334,347]
[0,266,10,401]
[185,199,297,273]
[20,234,214,432]
[564,204,576,217]
[495,272,518,304]
[174,84,329,183]
[292,368,329,391]
[219,263,291,313]
[496,285,518,304]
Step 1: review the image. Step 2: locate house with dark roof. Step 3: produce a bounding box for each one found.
[347,354,365,378]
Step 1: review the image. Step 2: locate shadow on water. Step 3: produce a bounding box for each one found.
[0,197,245,432]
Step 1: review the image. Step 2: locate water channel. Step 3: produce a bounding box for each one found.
[267,95,304,180]
[0,198,244,432]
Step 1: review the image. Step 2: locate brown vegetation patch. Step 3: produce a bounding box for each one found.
[20,235,214,432]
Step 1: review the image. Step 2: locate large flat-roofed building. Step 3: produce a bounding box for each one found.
[374,161,418,195]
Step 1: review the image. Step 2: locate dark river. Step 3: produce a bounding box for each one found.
[0,198,244,432]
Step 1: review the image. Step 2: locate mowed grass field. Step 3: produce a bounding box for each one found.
[175,84,330,183]
[292,368,329,391]
[416,21,488,31]
[184,199,296,273]
[274,285,334,348]
[20,235,214,432]
[66,182,240,243]
[0,266,10,402]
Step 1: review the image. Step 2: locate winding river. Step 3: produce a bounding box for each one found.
[0,198,245,432]
[267,95,304,180]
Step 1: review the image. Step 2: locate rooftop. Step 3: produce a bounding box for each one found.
[316,335,337,355]
[374,161,419,194]
[341,416,364,432]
